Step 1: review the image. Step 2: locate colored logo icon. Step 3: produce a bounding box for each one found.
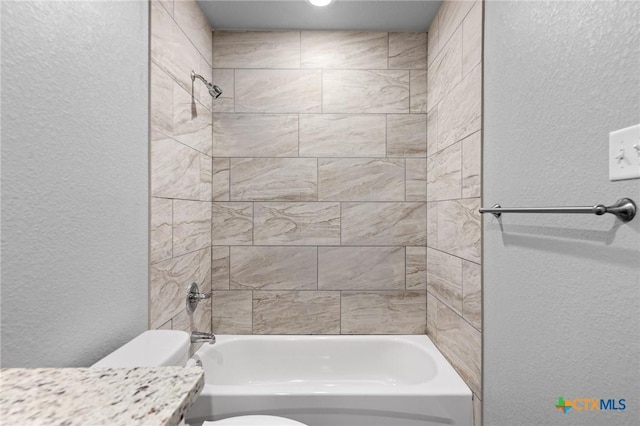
[556,397,572,414]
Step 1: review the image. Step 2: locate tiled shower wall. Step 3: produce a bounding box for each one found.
[209,30,429,334]
[425,1,483,425]
[149,0,214,351]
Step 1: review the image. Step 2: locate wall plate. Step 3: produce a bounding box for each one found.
[609,124,640,181]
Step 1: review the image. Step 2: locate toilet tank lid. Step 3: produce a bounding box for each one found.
[91,330,190,368]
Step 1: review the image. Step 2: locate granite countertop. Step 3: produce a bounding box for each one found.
[0,366,204,426]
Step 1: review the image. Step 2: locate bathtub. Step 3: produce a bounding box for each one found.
[185,335,472,426]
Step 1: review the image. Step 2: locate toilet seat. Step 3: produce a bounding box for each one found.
[202,415,308,425]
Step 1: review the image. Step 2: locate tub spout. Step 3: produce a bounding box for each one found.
[191,331,216,344]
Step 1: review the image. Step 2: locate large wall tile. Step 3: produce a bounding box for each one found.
[389,32,427,69]
[406,246,427,290]
[323,70,410,113]
[173,0,213,66]
[462,131,481,198]
[318,158,404,201]
[213,114,298,157]
[342,202,427,246]
[427,26,462,111]
[318,247,405,291]
[299,114,386,157]
[212,69,234,113]
[150,62,174,138]
[427,12,439,67]
[173,84,212,156]
[427,248,463,314]
[473,395,482,426]
[438,64,481,150]
[253,291,340,334]
[212,291,253,334]
[150,247,211,329]
[462,260,482,330]
[214,31,300,69]
[254,202,340,245]
[341,291,426,334]
[236,70,321,113]
[410,70,428,113]
[426,291,438,340]
[301,31,387,69]
[230,158,317,201]
[427,106,438,156]
[437,198,481,263]
[152,138,212,200]
[462,1,482,76]
[436,299,481,396]
[230,246,317,290]
[427,142,462,201]
[212,158,229,201]
[173,199,211,256]
[151,197,173,264]
[406,158,427,201]
[427,202,438,246]
[387,114,427,157]
[438,0,475,50]
[211,202,253,245]
[211,246,230,290]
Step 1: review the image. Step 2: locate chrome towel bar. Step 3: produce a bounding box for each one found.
[479,198,636,222]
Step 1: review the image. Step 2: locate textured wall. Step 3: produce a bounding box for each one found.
[149,0,213,352]
[208,30,428,335]
[484,1,639,425]
[425,1,483,425]
[1,1,149,367]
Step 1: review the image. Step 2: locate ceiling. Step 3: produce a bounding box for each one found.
[196,0,442,32]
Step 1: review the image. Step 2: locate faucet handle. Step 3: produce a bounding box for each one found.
[186,282,211,312]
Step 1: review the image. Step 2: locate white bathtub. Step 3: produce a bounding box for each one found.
[185,335,472,426]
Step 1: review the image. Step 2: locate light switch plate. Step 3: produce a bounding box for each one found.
[609,124,640,181]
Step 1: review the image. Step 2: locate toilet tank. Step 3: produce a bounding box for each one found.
[92,330,190,368]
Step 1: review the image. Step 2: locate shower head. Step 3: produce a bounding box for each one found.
[191,70,223,99]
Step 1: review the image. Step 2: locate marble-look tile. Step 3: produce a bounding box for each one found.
[437,198,481,263]
[318,247,405,291]
[230,246,317,290]
[462,1,482,76]
[323,70,410,113]
[427,142,462,201]
[299,114,386,157]
[427,26,462,111]
[197,56,213,112]
[426,292,438,341]
[462,260,482,330]
[389,32,427,69]
[427,248,463,314]
[212,69,234,113]
[211,246,230,290]
[151,62,174,138]
[301,31,387,69]
[211,202,253,245]
[212,291,252,334]
[173,200,211,256]
[438,0,475,50]
[427,202,438,246]
[158,0,173,16]
[410,70,428,113]
[236,70,321,113]
[341,291,426,334]
[438,64,481,150]
[318,158,404,201]
[150,247,211,329]
[230,158,317,201]
[172,304,212,355]
[427,11,439,67]
[406,246,427,290]
[406,158,427,201]
[173,0,213,66]
[254,202,340,245]
[152,138,212,200]
[213,114,298,157]
[473,394,482,426]
[436,299,481,396]
[253,291,340,334]
[158,318,172,330]
[427,106,438,156]
[214,31,300,68]
[462,131,481,198]
[173,84,212,156]
[151,197,172,264]
[342,202,427,246]
[212,158,229,201]
[387,114,427,157]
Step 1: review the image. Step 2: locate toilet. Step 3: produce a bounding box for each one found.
[92,331,308,426]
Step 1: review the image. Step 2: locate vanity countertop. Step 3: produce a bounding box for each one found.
[0,366,204,426]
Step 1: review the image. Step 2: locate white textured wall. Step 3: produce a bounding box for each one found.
[484,1,640,425]
[1,1,149,367]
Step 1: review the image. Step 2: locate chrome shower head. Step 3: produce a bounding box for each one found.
[191,70,223,99]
